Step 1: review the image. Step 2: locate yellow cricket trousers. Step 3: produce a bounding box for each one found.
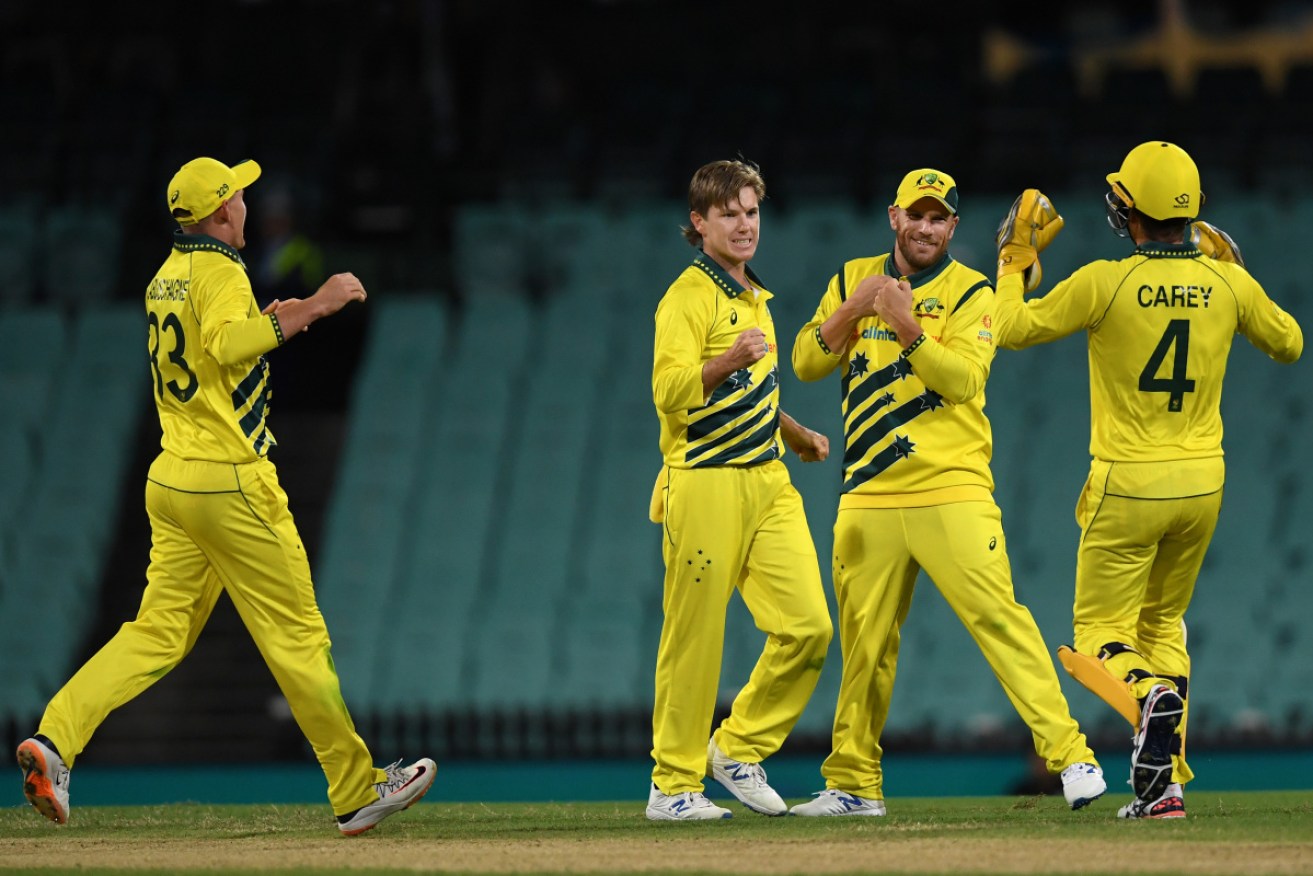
[1072,473,1223,787]
[821,501,1096,799]
[39,452,383,816]
[650,460,832,794]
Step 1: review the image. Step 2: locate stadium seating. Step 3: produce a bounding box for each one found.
[41,204,125,305]
[0,204,42,307]
[6,180,1310,752]
[0,303,142,720]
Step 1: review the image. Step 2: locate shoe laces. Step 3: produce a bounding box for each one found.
[375,759,415,796]
[668,791,713,813]
[1061,762,1098,782]
[725,759,769,787]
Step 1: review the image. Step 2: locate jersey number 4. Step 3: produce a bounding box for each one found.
[1138,319,1195,412]
[148,311,198,403]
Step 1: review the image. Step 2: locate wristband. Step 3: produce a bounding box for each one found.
[814,326,833,355]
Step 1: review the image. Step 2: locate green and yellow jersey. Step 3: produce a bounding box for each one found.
[994,241,1303,497]
[793,253,997,508]
[146,231,285,463]
[653,253,783,469]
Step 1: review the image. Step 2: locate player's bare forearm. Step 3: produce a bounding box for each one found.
[817,297,868,354]
[780,410,829,462]
[271,273,368,338]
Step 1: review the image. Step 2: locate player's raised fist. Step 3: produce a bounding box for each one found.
[728,326,768,368]
[315,272,368,314]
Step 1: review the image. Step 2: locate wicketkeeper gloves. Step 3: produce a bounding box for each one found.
[1190,220,1245,266]
[996,188,1064,292]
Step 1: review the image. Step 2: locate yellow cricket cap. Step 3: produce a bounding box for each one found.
[166,157,262,225]
[893,168,958,214]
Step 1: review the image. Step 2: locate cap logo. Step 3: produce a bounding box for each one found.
[215,183,230,198]
[916,172,945,192]
[170,190,180,205]
[1174,193,1191,207]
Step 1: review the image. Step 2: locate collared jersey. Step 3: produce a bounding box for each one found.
[146,231,285,463]
[653,252,784,469]
[994,241,1303,497]
[793,252,997,508]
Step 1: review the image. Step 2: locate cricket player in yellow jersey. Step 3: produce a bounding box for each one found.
[647,159,833,820]
[789,169,1105,817]
[992,142,1304,819]
[15,157,435,836]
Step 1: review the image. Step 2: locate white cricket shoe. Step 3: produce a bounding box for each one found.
[17,737,70,825]
[706,739,787,815]
[1131,684,1184,803]
[789,788,887,817]
[1060,762,1107,809]
[337,758,437,836]
[646,784,733,821]
[1118,782,1186,819]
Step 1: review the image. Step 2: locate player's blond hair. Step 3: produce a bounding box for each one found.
[681,159,766,247]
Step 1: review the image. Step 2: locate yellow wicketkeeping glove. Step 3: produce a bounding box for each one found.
[1190,220,1245,266]
[996,188,1064,292]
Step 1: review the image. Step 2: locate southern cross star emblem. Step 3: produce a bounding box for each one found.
[848,352,869,379]
[919,390,945,412]
[892,357,914,381]
[891,434,916,459]
[726,368,754,391]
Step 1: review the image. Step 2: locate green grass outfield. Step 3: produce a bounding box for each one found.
[1,791,1310,875]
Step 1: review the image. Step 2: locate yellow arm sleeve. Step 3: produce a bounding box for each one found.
[904,284,993,405]
[652,285,712,414]
[993,264,1103,350]
[196,262,281,366]
[792,274,847,382]
[1237,275,1304,364]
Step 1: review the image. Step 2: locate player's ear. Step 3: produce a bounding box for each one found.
[689,211,706,236]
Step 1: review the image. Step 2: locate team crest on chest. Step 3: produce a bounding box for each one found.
[914,297,943,320]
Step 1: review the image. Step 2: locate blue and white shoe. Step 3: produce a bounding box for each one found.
[1060,762,1107,809]
[707,739,787,815]
[646,784,732,821]
[789,788,887,817]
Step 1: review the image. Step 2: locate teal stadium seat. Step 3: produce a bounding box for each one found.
[0,203,42,307]
[316,296,447,706]
[42,205,124,304]
[2,304,140,698]
[451,203,531,298]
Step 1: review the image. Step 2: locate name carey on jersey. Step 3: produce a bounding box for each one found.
[147,278,190,301]
[1138,284,1211,309]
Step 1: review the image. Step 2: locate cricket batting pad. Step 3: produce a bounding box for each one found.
[1057,645,1139,727]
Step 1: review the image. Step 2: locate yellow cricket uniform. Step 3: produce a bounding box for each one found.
[995,240,1303,785]
[649,252,832,794]
[793,252,1097,798]
[38,231,386,816]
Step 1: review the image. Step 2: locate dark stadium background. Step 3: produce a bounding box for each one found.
[2,0,1310,802]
